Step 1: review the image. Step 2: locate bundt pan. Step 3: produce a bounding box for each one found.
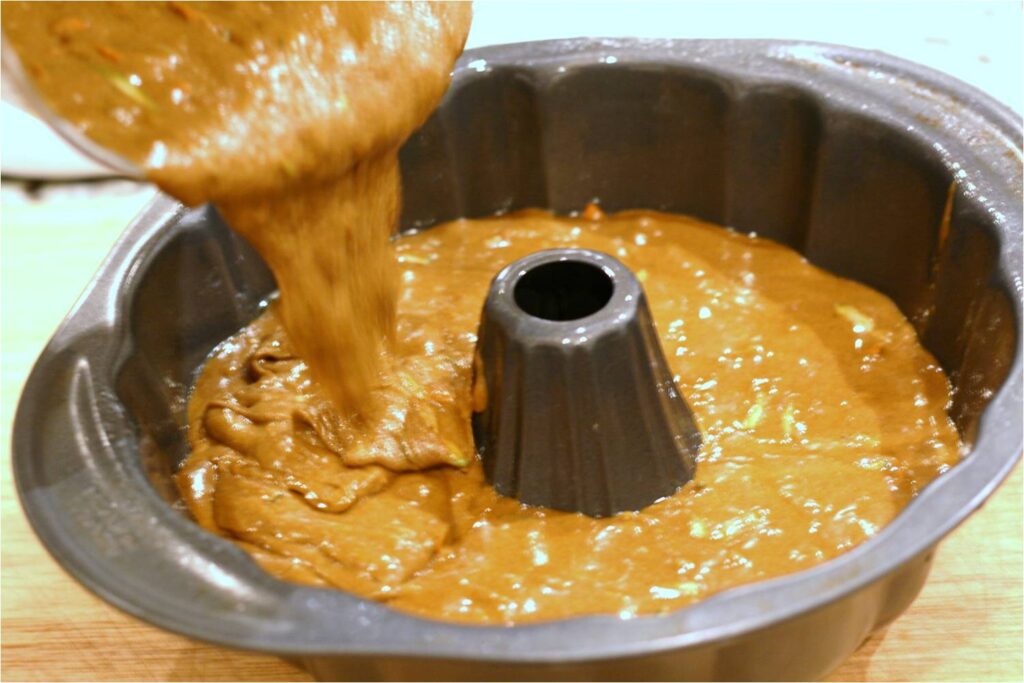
[12,40,1023,681]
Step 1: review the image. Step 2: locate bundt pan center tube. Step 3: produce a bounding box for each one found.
[11,39,1023,681]
[474,248,700,516]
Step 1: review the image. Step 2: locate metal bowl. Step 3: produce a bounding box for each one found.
[13,40,1022,681]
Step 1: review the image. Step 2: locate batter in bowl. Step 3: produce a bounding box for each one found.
[180,208,961,624]
[3,1,473,418]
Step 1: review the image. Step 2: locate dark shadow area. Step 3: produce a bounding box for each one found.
[514,260,613,321]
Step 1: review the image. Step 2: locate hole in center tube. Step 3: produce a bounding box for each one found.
[514,260,614,321]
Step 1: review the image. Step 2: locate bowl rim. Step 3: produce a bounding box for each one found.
[12,38,1023,662]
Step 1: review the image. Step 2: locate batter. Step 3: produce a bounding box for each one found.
[4,2,961,625]
[3,1,473,416]
[180,208,960,624]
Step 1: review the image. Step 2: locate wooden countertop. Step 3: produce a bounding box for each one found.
[1,185,1021,682]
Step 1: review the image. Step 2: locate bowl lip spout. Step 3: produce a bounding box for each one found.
[11,38,1023,663]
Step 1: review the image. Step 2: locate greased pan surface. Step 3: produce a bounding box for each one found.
[13,40,1022,681]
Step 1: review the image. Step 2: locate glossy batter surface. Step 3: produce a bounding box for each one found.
[180,209,961,624]
[4,1,472,416]
[5,2,961,625]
